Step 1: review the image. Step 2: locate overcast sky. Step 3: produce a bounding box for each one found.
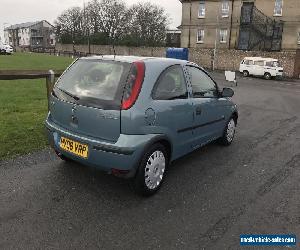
[0,0,182,41]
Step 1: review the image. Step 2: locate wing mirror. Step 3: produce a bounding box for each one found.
[221,88,234,98]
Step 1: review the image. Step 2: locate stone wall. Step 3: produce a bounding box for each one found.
[55,43,166,57]
[215,49,296,78]
[190,48,296,78]
[55,44,297,77]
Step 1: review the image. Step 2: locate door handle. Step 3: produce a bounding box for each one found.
[195,106,202,115]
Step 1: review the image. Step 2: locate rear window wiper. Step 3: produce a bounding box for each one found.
[56,87,80,101]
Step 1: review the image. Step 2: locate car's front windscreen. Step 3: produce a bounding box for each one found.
[53,59,131,109]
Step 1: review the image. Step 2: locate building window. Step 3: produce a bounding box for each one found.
[197,29,205,43]
[274,0,283,16]
[221,0,230,17]
[198,2,205,18]
[220,29,228,43]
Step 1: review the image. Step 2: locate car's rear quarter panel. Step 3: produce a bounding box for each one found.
[121,59,180,135]
[120,59,189,160]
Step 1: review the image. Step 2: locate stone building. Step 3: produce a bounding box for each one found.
[4,20,56,49]
[179,0,300,51]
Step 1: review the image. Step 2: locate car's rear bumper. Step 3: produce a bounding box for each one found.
[45,114,160,178]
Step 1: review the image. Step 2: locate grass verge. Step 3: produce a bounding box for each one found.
[0,53,73,160]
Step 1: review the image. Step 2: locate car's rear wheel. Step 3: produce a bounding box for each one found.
[133,143,168,196]
[264,72,271,80]
[219,118,236,146]
[243,70,249,77]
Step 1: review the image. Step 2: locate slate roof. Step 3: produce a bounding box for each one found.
[4,20,53,30]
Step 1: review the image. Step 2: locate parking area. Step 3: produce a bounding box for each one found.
[0,73,300,249]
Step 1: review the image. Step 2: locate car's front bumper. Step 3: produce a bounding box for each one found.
[45,115,160,178]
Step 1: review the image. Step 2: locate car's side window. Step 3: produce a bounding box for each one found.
[152,65,188,100]
[186,66,218,98]
[254,60,264,66]
[266,61,272,67]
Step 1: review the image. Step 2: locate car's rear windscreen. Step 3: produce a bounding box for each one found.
[54,59,131,110]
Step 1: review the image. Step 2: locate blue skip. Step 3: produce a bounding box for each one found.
[166,48,189,61]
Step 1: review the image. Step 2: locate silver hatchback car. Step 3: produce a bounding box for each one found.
[45,56,238,196]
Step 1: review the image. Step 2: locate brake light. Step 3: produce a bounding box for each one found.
[121,61,145,110]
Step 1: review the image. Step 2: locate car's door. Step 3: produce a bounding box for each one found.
[265,61,277,76]
[150,65,195,159]
[253,60,265,76]
[185,66,226,149]
[244,60,254,74]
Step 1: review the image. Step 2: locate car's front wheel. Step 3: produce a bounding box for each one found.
[264,72,272,80]
[133,143,168,196]
[219,118,236,146]
[243,70,249,77]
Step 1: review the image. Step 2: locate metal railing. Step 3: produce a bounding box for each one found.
[30,47,97,58]
[0,70,63,110]
[238,3,283,51]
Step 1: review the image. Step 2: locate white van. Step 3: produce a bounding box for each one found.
[239,57,284,80]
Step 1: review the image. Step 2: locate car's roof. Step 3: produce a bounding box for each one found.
[262,58,278,61]
[244,57,263,60]
[244,57,278,61]
[80,55,189,64]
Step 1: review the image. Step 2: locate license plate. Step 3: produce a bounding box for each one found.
[60,136,88,158]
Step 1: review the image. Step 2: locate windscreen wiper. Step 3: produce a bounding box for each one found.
[56,87,80,101]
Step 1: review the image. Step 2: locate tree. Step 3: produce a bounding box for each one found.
[86,0,130,45]
[128,2,169,47]
[55,7,84,44]
[55,0,170,47]
[86,0,101,35]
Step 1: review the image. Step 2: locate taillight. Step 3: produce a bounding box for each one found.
[121,61,145,110]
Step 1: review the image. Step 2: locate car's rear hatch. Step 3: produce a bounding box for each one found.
[50,58,132,142]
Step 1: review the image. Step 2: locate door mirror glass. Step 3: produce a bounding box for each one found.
[222,88,234,97]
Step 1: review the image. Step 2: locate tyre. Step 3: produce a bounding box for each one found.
[243,70,249,77]
[264,72,271,80]
[219,118,236,146]
[133,143,168,196]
